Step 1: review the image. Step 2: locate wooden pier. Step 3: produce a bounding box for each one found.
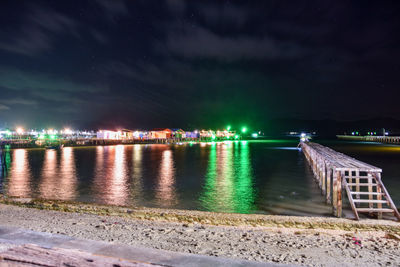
[337,135,400,144]
[301,142,400,220]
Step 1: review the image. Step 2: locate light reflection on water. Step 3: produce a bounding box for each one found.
[155,149,176,207]
[1,140,399,216]
[199,142,255,213]
[8,149,31,197]
[39,148,77,200]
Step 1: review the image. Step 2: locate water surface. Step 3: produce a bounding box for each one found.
[1,140,398,216]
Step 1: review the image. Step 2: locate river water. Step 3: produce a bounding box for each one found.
[0,140,398,216]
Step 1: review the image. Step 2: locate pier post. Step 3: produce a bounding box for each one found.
[332,170,338,215]
[376,172,383,219]
[326,168,331,204]
[322,162,326,195]
[337,171,343,217]
[332,170,343,217]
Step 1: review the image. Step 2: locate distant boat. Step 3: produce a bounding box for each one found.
[46,144,64,150]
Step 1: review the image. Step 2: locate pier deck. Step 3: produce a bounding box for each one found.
[301,142,400,221]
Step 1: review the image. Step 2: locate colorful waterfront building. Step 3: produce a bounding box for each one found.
[96,130,120,140]
[149,128,172,139]
[171,129,185,138]
[185,130,200,139]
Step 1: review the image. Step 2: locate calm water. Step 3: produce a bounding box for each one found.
[0,140,399,216]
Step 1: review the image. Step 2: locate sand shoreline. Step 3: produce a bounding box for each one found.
[0,197,399,266]
[1,196,399,233]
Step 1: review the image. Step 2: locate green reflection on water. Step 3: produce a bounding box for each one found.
[2,148,11,174]
[199,141,256,213]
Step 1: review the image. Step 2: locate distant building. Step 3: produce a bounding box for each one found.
[121,129,134,139]
[200,130,215,138]
[171,129,185,138]
[96,130,120,140]
[149,128,172,139]
[185,131,199,138]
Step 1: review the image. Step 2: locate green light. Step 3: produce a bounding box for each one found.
[39,134,45,139]
[234,134,239,139]
[252,133,258,138]
[226,136,230,139]
[50,135,56,140]
[6,130,11,136]
[211,135,216,140]
[241,127,247,133]
[227,125,231,131]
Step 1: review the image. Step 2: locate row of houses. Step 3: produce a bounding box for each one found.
[96,128,236,140]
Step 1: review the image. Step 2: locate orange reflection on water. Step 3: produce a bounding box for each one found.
[7,149,31,197]
[130,145,143,202]
[39,148,77,200]
[156,149,177,206]
[39,149,58,199]
[92,145,128,205]
[58,147,77,200]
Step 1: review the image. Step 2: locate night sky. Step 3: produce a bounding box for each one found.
[1,0,400,130]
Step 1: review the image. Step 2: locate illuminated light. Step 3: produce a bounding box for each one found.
[351,132,355,135]
[234,134,239,139]
[227,125,231,131]
[300,133,306,137]
[39,134,45,139]
[374,132,376,135]
[6,130,11,136]
[211,135,216,140]
[16,127,24,134]
[50,135,56,140]
[356,131,359,135]
[252,133,258,138]
[241,127,247,133]
[64,128,73,135]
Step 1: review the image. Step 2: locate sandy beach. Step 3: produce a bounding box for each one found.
[0,198,399,266]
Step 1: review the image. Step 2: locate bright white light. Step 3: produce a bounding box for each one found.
[16,127,24,134]
[64,128,73,135]
[300,133,306,137]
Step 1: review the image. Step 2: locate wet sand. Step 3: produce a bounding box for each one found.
[0,199,399,266]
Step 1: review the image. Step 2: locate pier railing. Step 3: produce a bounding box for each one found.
[301,142,400,220]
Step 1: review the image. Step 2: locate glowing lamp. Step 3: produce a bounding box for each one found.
[252,133,258,138]
[227,125,231,131]
[241,127,247,133]
[16,127,24,134]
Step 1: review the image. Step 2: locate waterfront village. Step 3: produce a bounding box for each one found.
[0,127,256,144]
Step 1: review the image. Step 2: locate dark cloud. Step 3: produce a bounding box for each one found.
[163,25,304,61]
[0,104,10,111]
[0,5,79,56]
